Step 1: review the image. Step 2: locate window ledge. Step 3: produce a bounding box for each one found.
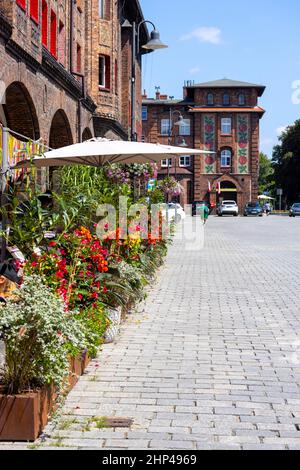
[99,87,111,93]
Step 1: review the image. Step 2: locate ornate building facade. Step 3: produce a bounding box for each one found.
[142,79,266,211]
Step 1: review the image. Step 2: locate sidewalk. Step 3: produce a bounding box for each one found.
[3,216,300,450]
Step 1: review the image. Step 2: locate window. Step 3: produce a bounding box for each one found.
[223,93,230,106]
[41,0,48,48]
[207,93,214,106]
[179,156,191,167]
[50,10,57,57]
[58,21,65,65]
[99,55,111,89]
[161,158,172,167]
[141,135,145,143]
[16,0,26,11]
[239,93,246,106]
[30,0,39,23]
[161,119,171,135]
[115,59,118,94]
[99,0,105,18]
[221,117,232,135]
[221,149,232,167]
[76,44,81,73]
[179,118,190,136]
[142,106,148,121]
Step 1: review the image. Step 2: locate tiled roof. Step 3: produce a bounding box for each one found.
[186,79,265,96]
[189,106,265,114]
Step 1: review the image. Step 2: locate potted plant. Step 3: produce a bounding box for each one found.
[0,275,86,441]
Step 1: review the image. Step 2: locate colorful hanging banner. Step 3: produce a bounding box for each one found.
[237,114,249,174]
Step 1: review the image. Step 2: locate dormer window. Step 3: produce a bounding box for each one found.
[223,93,230,106]
[207,93,214,106]
[238,93,246,106]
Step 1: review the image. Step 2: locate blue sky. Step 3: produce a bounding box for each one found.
[141,0,300,157]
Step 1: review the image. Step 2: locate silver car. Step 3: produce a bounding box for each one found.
[217,200,239,217]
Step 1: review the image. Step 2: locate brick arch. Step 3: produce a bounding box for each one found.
[213,174,243,192]
[4,81,40,140]
[82,127,93,142]
[49,110,73,149]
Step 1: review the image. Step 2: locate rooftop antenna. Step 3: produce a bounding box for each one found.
[155,85,160,93]
[169,95,174,100]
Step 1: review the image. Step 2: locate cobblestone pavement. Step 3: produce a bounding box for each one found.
[2,215,300,450]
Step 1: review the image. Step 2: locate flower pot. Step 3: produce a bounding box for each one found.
[104,307,122,343]
[0,386,54,441]
[68,350,91,391]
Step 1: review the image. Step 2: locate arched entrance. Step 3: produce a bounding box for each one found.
[49,110,73,149]
[3,82,40,139]
[217,181,238,204]
[82,127,93,142]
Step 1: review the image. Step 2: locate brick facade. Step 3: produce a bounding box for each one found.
[0,0,148,155]
[142,79,266,211]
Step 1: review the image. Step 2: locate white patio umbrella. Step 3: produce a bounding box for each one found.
[13,138,214,168]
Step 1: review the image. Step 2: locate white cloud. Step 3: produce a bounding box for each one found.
[276,125,288,136]
[189,66,201,75]
[180,27,222,45]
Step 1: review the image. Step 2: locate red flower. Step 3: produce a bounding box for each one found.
[31,261,38,267]
[49,241,57,247]
[55,271,65,279]
[103,287,108,294]
[91,292,99,299]
[78,294,83,300]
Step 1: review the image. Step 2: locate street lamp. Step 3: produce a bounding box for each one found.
[122,19,168,142]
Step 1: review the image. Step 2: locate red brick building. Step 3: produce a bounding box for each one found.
[0,0,149,157]
[142,79,266,211]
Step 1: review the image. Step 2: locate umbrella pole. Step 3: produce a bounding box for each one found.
[1,127,8,263]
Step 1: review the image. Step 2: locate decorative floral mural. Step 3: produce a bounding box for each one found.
[203,115,216,174]
[237,115,249,174]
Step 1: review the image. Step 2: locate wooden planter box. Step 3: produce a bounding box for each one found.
[0,386,54,441]
[68,350,91,390]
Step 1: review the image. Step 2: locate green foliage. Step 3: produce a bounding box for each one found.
[259,152,275,195]
[272,120,300,205]
[0,275,87,395]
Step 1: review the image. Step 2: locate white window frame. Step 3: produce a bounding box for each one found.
[179,156,191,167]
[99,55,106,88]
[239,93,246,106]
[223,93,230,106]
[207,93,214,105]
[99,0,105,19]
[161,158,172,167]
[161,119,171,135]
[142,106,148,121]
[179,119,191,136]
[221,117,232,135]
[221,149,232,167]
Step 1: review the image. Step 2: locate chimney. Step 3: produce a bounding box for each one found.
[155,85,161,100]
[160,94,168,100]
[142,89,147,99]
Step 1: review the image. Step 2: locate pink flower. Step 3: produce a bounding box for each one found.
[78,294,83,300]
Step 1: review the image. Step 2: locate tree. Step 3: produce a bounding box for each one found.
[272,120,300,205]
[258,152,275,195]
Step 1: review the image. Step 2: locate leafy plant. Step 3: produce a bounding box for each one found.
[0,275,87,395]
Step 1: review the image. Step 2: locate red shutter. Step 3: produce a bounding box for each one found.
[50,10,57,57]
[30,0,39,23]
[41,0,48,47]
[16,0,26,11]
[105,56,110,90]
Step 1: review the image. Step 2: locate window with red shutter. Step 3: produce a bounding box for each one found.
[30,0,39,23]
[16,0,26,11]
[41,0,48,47]
[99,55,111,90]
[50,10,57,57]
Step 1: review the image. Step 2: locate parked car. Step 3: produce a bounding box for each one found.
[217,200,239,217]
[160,203,186,223]
[289,203,300,217]
[192,201,210,217]
[244,202,263,217]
